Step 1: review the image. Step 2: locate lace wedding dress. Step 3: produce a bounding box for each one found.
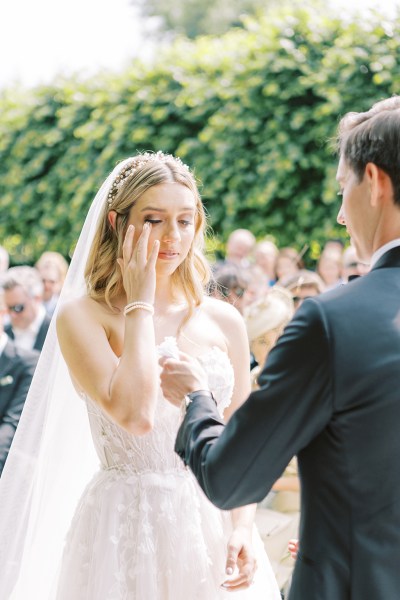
[55,337,281,600]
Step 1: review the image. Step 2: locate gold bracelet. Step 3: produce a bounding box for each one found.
[124,301,154,316]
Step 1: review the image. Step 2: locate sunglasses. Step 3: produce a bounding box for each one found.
[220,286,246,299]
[7,304,25,314]
[232,286,246,298]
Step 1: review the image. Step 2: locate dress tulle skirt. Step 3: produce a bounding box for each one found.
[55,468,280,600]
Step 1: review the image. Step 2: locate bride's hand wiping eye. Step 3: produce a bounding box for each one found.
[117,222,159,306]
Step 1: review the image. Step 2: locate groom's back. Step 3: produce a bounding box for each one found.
[291,260,400,599]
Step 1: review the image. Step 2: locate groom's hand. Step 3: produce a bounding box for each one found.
[159,351,209,407]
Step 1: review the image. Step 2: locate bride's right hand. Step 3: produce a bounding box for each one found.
[117,222,160,305]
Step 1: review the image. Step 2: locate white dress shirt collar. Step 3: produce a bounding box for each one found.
[13,304,46,351]
[370,238,400,268]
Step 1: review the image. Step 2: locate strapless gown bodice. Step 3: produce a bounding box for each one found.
[55,337,281,600]
[86,337,234,475]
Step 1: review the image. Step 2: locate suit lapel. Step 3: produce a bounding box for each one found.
[0,340,16,378]
[4,324,14,341]
[33,317,49,351]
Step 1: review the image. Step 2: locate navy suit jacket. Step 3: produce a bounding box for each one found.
[176,246,400,600]
[0,338,39,474]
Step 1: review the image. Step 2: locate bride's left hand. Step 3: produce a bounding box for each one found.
[221,526,257,591]
[159,351,209,407]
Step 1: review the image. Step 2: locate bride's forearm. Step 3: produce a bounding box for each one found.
[108,310,158,434]
[230,503,257,531]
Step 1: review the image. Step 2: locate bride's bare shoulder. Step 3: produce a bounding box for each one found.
[200,296,249,363]
[58,295,98,319]
[201,296,244,327]
[57,296,111,334]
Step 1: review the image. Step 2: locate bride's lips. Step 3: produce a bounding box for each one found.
[158,250,180,260]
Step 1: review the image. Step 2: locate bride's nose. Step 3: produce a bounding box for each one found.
[162,221,180,242]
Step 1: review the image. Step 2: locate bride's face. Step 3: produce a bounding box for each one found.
[127,183,197,274]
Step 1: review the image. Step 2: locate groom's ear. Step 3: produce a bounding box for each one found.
[108,210,117,230]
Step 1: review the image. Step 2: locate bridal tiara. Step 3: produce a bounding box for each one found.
[107,151,190,206]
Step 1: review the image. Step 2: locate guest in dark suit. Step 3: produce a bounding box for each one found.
[160,96,400,599]
[2,266,51,352]
[0,289,38,474]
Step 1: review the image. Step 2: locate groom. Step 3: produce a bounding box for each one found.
[160,96,400,599]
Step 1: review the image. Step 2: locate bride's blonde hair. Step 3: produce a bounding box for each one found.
[85,152,211,312]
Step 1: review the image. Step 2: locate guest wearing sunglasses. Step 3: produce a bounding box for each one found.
[209,264,249,314]
[280,269,325,311]
[2,266,51,352]
[0,288,38,475]
[341,244,371,282]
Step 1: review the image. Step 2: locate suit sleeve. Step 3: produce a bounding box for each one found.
[0,353,38,474]
[175,298,334,509]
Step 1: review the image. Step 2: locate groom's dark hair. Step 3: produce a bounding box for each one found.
[338,96,400,206]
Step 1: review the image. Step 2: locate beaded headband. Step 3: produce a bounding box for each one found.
[107,151,190,206]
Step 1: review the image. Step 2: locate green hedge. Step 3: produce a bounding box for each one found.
[1,4,399,264]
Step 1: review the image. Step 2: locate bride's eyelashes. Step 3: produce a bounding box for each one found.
[143,217,193,227]
[144,218,162,225]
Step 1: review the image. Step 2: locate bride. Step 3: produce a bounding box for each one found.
[0,152,280,599]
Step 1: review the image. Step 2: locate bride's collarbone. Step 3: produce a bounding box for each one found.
[156,326,227,357]
[104,306,227,357]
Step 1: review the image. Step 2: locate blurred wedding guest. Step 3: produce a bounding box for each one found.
[281,269,325,311]
[0,288,39,475]
[316,250,344,290]
[242,265,270,310]
[210,264,249,314]
[0,247,10,274]
[254,239,279,286]
[220,228,256,269]
[321,238,345,256]
[244,286,294,387]
[342,245,371,281]
[2,266,51,352]
[35,251,69,317]
[274,247,303,284]
[244,287,300,595]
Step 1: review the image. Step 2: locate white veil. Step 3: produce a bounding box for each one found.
[0,158,134,599]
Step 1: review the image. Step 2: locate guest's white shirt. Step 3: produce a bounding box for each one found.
[43,294,59,317]
[13,305,46,351]
[371,238,400,268]
[0,332,8,358]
